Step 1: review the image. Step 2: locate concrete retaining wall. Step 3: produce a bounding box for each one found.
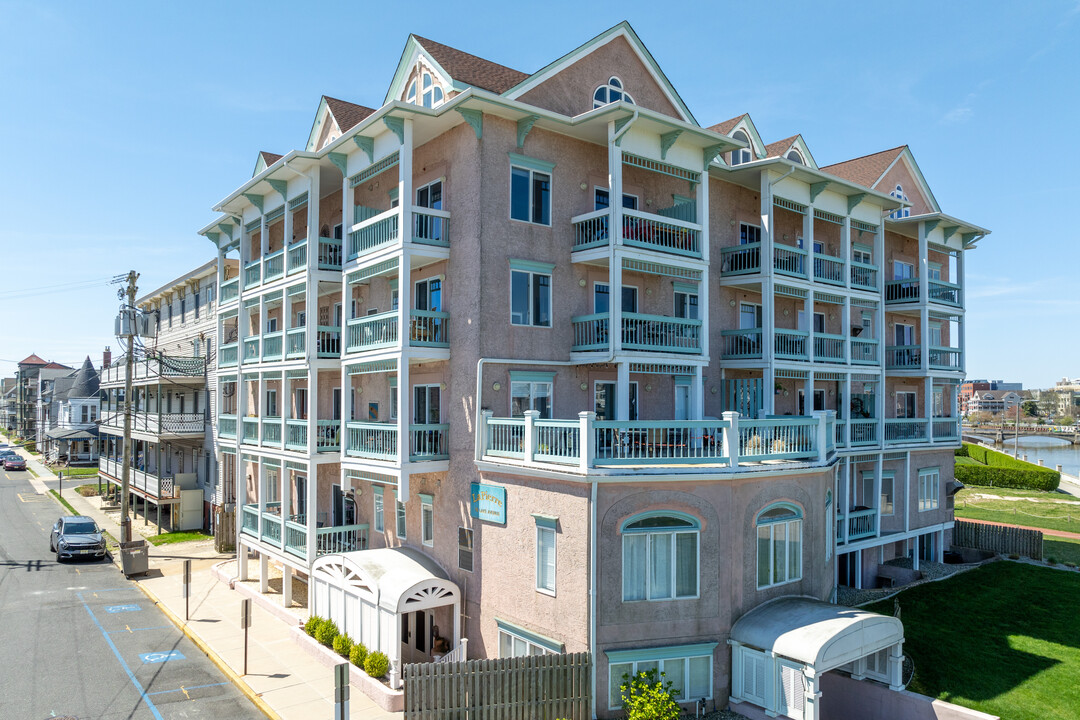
[819,672,999,720]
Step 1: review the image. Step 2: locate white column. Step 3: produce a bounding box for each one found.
[687,365,702,422]
[282,565,292,607]
[259,550,269,594]
[918,222,930,375]
[390,610,403,689]
[397,120,414,504]
[309,166,321,249]
[609,123,624,355]
[763,651,778,717]
[804,205,814,283]
[841,215,852,289]
[260,214,269,258]
[888,642,906,691]
[283,189,294,246]
[761,174,776,417]
[698,164,710,359]
[842,297,851,365]
[842,458,851,544]
[578,411,596,471]
[723,411,739,467]
[805,289,814,365]
[957,250,966,373]
[803,669,820,720]
[305,459,316,564]
[616,362,630,422]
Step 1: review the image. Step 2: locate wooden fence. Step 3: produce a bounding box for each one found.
[403,652,591,720]
[953,520,1042,560]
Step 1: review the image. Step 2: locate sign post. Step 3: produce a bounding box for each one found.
[182,559,191,621]
[240,598,252,676]
[334,662,350,720]
[58,470,63,498]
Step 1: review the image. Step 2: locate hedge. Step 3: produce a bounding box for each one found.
[954,464,1060,492]
[957,442,1058,474]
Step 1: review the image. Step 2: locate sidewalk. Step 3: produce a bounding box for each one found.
[4,437,401,720]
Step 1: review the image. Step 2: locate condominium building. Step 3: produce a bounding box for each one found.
[99,261,222,533]
[14,354,71,443]
[198,22,986,719]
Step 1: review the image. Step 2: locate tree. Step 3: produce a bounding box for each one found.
[620,668,681,720]
[1021,400,1040,418]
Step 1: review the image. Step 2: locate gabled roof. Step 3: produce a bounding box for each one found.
[412,35,529,94]
[43,362,71,370]
[821,146,905,189]
[324,96,376,133]
[253,151,283,177]
[764,134,817,170]
[18,353,48,367]
[708,114,746,135]
[502,21,697,125]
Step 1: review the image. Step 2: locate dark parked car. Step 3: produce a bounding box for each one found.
[3,455,26,471]
[50,516,106,561]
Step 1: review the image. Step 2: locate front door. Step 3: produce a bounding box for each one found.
[595,382,638,421]
[401,609,435,664]
[674,384,690,421]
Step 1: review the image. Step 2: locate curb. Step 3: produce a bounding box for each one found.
[132,579,282,720]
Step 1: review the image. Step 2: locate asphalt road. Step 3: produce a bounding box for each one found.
[0,466,263,720]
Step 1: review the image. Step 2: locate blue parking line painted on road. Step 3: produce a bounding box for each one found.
[76,592,164,720]
[146,682,229,696]
[139,650,185,665]
[105,604,142,613]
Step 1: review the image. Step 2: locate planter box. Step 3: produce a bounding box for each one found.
[290,626,403,712]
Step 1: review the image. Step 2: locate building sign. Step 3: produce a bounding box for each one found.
[470,483,506,525]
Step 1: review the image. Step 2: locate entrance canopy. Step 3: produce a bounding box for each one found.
[732,596,902,671]
[310,547,461,688]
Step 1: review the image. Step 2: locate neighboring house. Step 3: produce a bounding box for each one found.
[2,378,18,432]
[41,357,103,465]
[15,354,71,443]
[967,390,1024,417]
[196,22,986,720]
[98,260,226,532]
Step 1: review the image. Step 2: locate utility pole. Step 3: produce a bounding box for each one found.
[119,270,139,544]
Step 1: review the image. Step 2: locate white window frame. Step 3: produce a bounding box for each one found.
[509,163,551,226]
[414,275,442,312]
[621,514,700,602]
[608,651,713,710]
[396,497,407,539]
[730,130,753,165]
[421,496,434,547]
[498,626,556,658]
[510,269,552,327]
[458,526,473,572]
[592,186,639,211]
[673,288,699,320]
[739,222,761,245]
[592,281,639,314]
[756,504,803,589]
[919,468,940,511]
[373,489,384,533]
[536,524,556,596]
[593,76,634,108]
[511,380,553,419]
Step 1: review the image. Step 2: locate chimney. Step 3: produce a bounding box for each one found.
[103,346,112,369]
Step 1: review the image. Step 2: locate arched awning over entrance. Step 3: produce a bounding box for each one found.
[310,546,461,688]
[729,597,905,720]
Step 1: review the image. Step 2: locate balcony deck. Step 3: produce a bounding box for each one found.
[98,457,179,502]
[100,356,205,387]
[240,503,368,563]
[100,410,204,437]
[571,313,702,355]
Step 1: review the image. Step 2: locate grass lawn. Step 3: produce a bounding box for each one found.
[74,483,99,497]
[58,467,99,477]
[147,530,212,546]
[955,487,1080,535]
[1044,537,1080,566]
[955,455,983,466]
[867,561,1080,720]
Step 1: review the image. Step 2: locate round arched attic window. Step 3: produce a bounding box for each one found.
[593,76,635,108]
[786,149,804,165]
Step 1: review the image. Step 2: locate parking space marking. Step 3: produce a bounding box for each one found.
[76,591,163,720]
[146,682,229,698]
[17,493,46,502]
[139,650,185,665]
[108,625,172,635]
[105,604,142,613]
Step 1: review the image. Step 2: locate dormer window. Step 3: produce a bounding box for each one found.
[406,71,444,108]
[593,76,634,109]
[889,184,911,220]
[786,149,804,165]
[730,130,752,165]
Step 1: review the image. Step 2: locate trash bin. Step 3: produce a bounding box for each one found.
[120,540,149,578]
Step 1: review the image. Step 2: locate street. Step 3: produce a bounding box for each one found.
[0,466,264,719]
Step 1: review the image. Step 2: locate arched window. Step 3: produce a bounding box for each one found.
[889,184,910,220]
[593,76,635,109]
[730,130,752,165]
[406,71,445,109]
[756,503,802,589]
[786,149,804,165]
[621,512,699,601]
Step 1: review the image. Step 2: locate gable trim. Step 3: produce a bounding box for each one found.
[502,22,696,125]
[878,148,940,214]
[384,36,455,107]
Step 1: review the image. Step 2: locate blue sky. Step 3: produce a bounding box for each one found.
[1,1,1077,387]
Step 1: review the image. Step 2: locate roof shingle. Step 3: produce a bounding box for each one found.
[764,135,800,158]
[820,146,906,189]
[707,114,747,135]
[324,96,376,132]
[413,35,530,94]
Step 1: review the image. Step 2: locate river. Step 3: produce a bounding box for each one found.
[969,434,1080,478]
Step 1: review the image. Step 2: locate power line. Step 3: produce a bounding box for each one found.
[0,276,114,299]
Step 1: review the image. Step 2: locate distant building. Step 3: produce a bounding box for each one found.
[967,390,1024,416]
[40,357,103,465]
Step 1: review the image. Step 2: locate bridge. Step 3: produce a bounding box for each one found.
[962,424,1080,445]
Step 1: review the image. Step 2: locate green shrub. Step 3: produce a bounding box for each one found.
[314,618,340,647]
[1047,556,1058,565]
[955,464,1060,492]
[364,650,390,679]
[350,642,368,668]
[619,668,681,720]
[304,615,322,637]
[954,445,970,457]
[333,633,354,658]
[1009,553,1020,560]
